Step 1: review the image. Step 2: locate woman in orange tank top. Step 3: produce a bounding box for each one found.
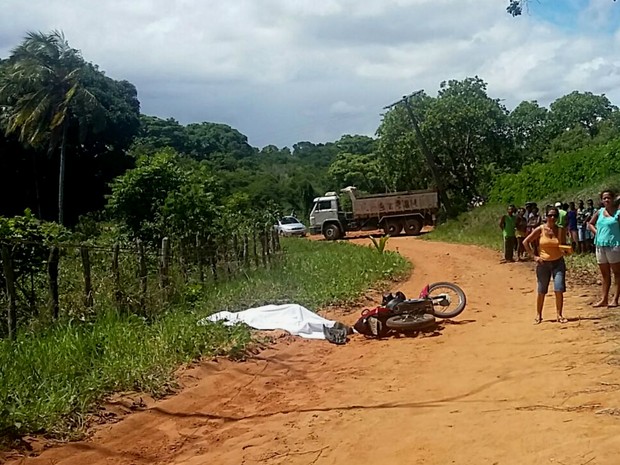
[523,206,568,324]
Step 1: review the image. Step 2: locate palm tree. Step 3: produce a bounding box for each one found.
[0,31,103,224]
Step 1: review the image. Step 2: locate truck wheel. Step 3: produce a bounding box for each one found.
[404,218,423,235]
[383,220,403,236]
[323,224,341,240]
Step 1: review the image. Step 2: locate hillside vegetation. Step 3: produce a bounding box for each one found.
[428,148,620,279]
[433,174,620,251]
[490,140,620,205]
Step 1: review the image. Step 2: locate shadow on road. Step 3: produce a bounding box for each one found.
[442,319,476,325]
[148,377,509,423]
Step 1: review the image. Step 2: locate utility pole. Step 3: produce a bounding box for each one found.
[384,91,449,211]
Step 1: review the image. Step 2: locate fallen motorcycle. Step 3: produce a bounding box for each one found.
[354,282,467,338]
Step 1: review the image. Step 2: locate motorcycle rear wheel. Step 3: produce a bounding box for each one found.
[428,281,467,319]
[385,313,436,331]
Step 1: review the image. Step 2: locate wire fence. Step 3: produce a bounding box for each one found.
[0,227,282,339]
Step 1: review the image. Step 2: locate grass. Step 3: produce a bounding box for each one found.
[428,204,504,251]
[425,178,620,278]
[0,237,409,442]
[427,206,599,281]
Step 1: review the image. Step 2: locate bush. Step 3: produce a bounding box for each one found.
[490,140,620,205]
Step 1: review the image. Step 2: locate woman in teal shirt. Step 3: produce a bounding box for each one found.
[588,190,620,307]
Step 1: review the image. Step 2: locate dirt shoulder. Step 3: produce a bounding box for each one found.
[6,237,620,465]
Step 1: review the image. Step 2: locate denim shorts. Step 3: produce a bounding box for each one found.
[578,225,592,242]
[596,246,620,265]
[536,258,566,294]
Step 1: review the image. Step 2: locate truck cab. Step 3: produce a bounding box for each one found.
[309,193,345,240]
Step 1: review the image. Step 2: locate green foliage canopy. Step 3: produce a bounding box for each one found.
[107,148,186,242]
[377,77,511,208]
[490,140,620,205]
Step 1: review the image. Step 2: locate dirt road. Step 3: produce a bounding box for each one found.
[8,237,620,465]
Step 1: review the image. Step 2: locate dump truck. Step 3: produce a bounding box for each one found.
[309,186,439,240]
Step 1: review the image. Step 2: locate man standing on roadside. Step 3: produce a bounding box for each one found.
[500,205,517,262]
[555,202,568,229]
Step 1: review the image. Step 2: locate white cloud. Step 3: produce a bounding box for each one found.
[329,101,366,115]
[2,0,620,146]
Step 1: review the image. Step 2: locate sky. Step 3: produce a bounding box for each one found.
[2,0,620,148]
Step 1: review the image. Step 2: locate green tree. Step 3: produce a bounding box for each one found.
[292,141,338,167]
[132,115,189,154]
[260,144,280,155]
[162,162,222,247]
[549,91,616,138]
[376,103,433,192]
[334,134,377,155]
[422,77,511,204]
[328,134,384,193]
[107,148,185,242]
[328,152,386,193]
[0,31,104,224]
[509,100,549,164]
[185,122,256,159]
[377,78,511,209]
[107,148,228,247]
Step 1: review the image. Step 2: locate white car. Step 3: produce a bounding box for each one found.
[275,216,307,237]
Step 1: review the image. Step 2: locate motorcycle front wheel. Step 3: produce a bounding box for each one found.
[427,281,467,319]
[385,313,436,331]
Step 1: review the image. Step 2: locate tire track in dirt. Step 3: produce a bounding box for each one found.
[7,237,620,465]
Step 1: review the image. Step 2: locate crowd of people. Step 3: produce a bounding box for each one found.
[499,190,620,325]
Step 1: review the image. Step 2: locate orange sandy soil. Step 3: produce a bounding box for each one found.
[5,236,620,465]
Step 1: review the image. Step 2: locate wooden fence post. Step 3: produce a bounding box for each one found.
[224,241,232,277]
[1,244,17,339]
[112,243,123,312]
[261,229,268,267]
[29,273,37,317]
[210,253,218,282]
[266,227,273,264]
[232,235,239,272]
[81,246,93,309]
[196,234,205,283]
[270,229,277,256]
[243,234,249,266]
[274,229,281,252]
[47,245,60,320]
[178,240,188,282]
[252,230,259,267]
[137,240,147,308]
[160,237,170,297]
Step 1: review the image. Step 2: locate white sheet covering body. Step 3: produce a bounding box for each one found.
[199,304,335,339]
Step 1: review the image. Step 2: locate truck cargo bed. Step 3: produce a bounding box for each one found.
[352,190,438,219]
